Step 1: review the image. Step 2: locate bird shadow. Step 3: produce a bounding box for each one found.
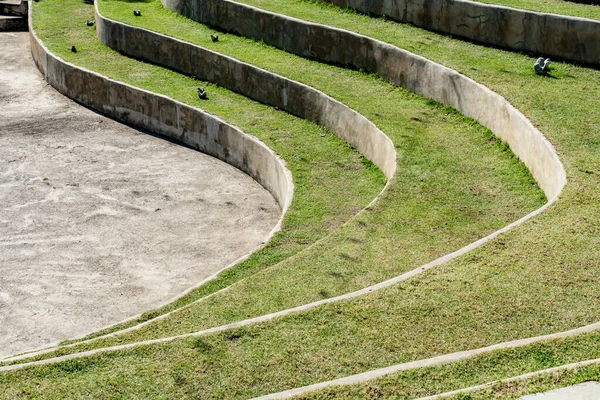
[544,69,560,79]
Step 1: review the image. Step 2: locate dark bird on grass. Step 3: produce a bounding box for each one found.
[133,10,142,16]
[197,87,208,100]
[71,45,77,53]
[86,19,94,26]
[534,57,551,75]
[211,33,219,42]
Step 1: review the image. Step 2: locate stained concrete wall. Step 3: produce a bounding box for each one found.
[170,0,600,65]
[320,0,600,65]
[161,0,600,65]
[162,0,566,200]
[95,5,397,180]
[28,11,293,213]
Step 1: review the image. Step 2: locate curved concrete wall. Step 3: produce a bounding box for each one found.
[162,0,566,200]
[28,13,293,214]
[319,0,600,66]
[162,0,600,66]
[95,4,397,180]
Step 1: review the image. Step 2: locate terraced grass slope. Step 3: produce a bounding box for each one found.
[0,0,545,362]
[296,330,600,399]
[0,0,598,398]
[25,0,390,336]
[456,364,600,400]
[471,0,600,20]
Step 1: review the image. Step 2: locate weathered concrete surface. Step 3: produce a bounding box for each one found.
[30,7,292,215]
[0,32,280,357]
[520,381,600,399]
[0,0,27,31]
[319,0,600,65]
[96,5,396,179]
[0,15,26,31]
[162,0,566,200]
[0,0,27,16]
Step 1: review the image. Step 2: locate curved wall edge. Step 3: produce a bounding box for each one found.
[320,0,600,66]
[28,6,293,215]
[26,0,296,349]
[162,0,566,200]
[1,0,568,365]
[95,2,397,180]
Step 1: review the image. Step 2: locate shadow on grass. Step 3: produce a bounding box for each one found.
[564,0,600,5]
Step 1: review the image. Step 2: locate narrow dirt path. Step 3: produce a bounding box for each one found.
[0,31,280,358]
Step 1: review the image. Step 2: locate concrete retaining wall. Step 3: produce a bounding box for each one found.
[161,0,600,65]
[28,9,293,213]
[95,4,397,180]
[320,0,600,66]
[162,0,566,200]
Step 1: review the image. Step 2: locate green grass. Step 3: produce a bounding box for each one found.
[462,365,600,399]
[2,0,599,397]
[319,0,600,24]
[470,0,600,21]
[294,331,600,399]
[2,0,545,361]
[28,0,388,341]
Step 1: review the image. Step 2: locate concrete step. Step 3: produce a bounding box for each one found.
[0,0,23,5]
[0,15,26,31]
[0,0,27,16]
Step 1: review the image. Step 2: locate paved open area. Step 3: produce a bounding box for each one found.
[520,381,600,400]
[0,32,280,358]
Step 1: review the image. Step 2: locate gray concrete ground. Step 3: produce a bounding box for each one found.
[0,32,280,358]
[520,381,600,399]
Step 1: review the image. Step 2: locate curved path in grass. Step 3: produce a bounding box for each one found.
[411,357,600,400]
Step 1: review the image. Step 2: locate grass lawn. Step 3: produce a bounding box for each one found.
[26,0,388,340]
[469,0,600,21]
[1,0,599,398]
[295,330,600,399]
[317,0,600,25]
[4,0,545,362]
[461,364,600,400]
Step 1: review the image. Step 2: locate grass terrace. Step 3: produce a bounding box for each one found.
[34,0,539,344]
[469,0,600,21]
[457,364,600,400]
[295,330,600,399]
[3,0,544,358]
[28,0,389,338]
[1,0,599,398]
